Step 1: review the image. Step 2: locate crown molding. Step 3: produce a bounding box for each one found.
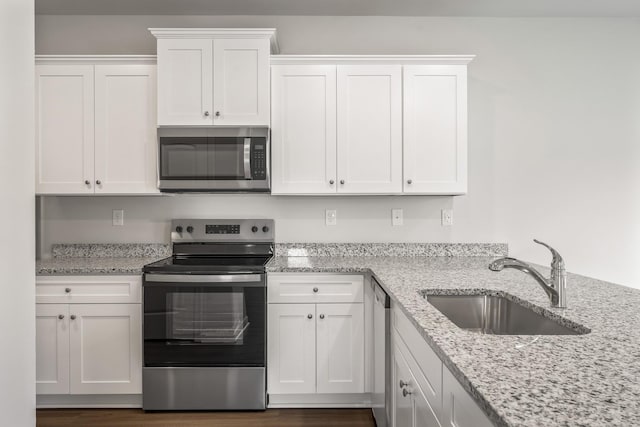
[270,54,475,66]
[35,55,157,64]
[148,28,279,54]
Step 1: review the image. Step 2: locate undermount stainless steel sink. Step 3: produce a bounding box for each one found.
[426,294,587,335]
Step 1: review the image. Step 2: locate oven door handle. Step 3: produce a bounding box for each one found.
[144,274,263,284]
[243,138,252,180]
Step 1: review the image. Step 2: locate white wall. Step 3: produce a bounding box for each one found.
[1,1,36,425]
[35,16,640,289]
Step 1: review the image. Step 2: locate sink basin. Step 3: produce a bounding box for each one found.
[426,294,587,335]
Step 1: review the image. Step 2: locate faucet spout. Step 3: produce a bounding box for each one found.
[488,240,567,308]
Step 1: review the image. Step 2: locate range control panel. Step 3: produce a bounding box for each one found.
[171,219,274,243]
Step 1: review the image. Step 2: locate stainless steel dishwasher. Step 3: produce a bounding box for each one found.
[372,278,390,427]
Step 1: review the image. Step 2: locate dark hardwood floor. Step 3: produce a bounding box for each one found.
[37,408,376,427]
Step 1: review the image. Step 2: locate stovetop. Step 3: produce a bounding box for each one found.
[143,255,272,275]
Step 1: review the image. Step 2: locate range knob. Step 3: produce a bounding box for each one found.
[251,226,259,233]
[186,226,194,233]
[262,226,270,233]
[175,226,183,233]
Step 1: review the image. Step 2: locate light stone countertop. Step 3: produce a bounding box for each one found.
[36,256,163,275]
[267,256,640,427]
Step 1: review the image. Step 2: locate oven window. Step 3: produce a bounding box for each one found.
[169,291,248,345]
[144,284,265,367]
[159,137,245,180]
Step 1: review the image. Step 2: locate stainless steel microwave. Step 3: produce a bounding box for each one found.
[157,128,270,193]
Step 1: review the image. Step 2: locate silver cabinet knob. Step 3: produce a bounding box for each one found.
[407,179,412,184]
[319,314,325,319]
[307,314,313,319]
[399,380,409,388]
[313,287,319,293]
[204,111,210,117]
[70,315,76,320]
[58,314,65,320]
[84,180,90,185]
[65,288,71,293]
[215,111,221,117]
[96,180,101,185]
[340,180,345,185]
[329,180,335,185]
[403,388,412,397]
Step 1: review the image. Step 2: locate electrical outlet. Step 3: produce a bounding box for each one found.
[112,209,124,226]
[392,209,403,226]
[441,209,453,226]
[325,209,337,226]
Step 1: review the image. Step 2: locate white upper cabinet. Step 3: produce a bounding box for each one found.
[403,65,468,195]
[152,29,277,127]
[36,65,95,194]
[270,56,473,196]
[35,57,159,195]
[94,65,157,194]
[156,39,213,126]
[337,65,403,194]
[271,65,337,194]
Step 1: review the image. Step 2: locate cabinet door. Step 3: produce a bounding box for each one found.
[36,65,95,194]
[157,39,213,126]
[393,344,414,427]
[403,65,467,195]
[267,304,316,394]
[442,367,493,427]
[336,65,402,194]
[271,65,337,194]
[213,38,270,126]
[69,304,141,394]
[36,304,70,395]
[94,65,158,194]
[316,303,365,394]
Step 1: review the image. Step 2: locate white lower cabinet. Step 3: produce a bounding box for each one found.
[36,276,142,400]
[392,303,493,427]
[267,274,366,406]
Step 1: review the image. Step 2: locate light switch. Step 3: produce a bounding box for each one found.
[392,209,403,226]
[112,209,124,226]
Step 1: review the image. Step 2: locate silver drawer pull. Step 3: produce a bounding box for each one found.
[399,380,409,388]
[313,287,319,293]
[402,388,412,397]
[70,315,76,320]
[58,314,65,320]
[319,314,325,319]
[307,314,313,319]
[65,288,71,293]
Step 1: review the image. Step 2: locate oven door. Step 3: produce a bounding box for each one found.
[143,273,266,367]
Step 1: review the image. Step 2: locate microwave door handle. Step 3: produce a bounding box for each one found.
[243,138,252,180]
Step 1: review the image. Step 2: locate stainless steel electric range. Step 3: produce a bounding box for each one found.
[142,219,274,411]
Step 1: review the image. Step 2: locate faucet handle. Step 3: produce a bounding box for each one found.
[533,239,564,270]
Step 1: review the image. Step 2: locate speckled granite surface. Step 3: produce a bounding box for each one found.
[267,256,640,427]
[51,243,171,258]
[38,244,170,275]
[275,243,508,257]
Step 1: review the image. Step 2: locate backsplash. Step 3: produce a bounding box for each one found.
[275,243,508,257]
[51,243,171,258]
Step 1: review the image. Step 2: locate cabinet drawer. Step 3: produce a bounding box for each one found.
[36,276,142,304]
[392,304,442,419]
[267,274,364,304]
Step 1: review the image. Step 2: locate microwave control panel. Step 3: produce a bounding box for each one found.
[251,140,267,180]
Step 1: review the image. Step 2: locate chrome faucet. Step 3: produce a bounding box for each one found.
[488,239,567,308]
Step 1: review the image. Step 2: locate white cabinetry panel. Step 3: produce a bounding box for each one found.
[157,39,212,126]
[267,303,316,394]
[94,65,157,193]
[213,38,270,126]
[271,65,337,194]
[36,304,70,395]
[316,303,365,394]
[268,274,363,304]
[69,304,141,395]
[336,65,402,194]
[442,367,493,427]
[36,65,94,194]
[403,65,467,194]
